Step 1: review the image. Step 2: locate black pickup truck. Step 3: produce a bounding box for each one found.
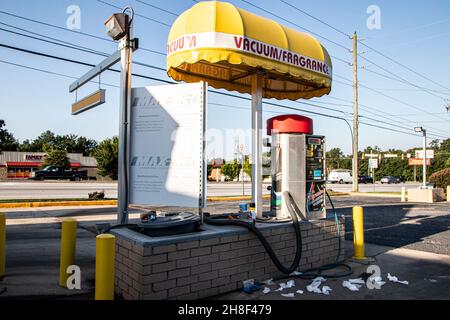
[31,166,88,181]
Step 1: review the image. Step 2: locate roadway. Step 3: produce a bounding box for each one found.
[0,181,422,200]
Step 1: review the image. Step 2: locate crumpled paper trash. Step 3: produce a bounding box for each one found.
[387,273,409,285]
[262,278,275,285]
[263,287,271,295]
[369,276,386,288]
[348,278,366,284]
[342,280,362,291]
[307,277,326,294]
[281,293,295,298]
[322,286,332,295]
[296,290,304,295]
[290,271,303,276]
[275,280,296,292]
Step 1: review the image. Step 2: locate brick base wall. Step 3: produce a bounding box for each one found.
[113,217,345,300]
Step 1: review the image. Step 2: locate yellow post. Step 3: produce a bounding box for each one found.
[0,213,5,280]
[59,219,77,287]
[401,187,406,202]
[447,186,450,202]
[353,206,365,260]
[95,234,115,300]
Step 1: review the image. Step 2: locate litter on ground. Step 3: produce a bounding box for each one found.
[263,287,271,295]
[387,273,409,285]
[307,277,327,294]
[281,293,295,298]
[322,286,332,295]
[342,280,362,291]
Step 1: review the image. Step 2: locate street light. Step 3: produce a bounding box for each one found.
[414,126,427,189]
[104,13,129,40]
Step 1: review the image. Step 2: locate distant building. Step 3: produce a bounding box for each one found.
[208,158,224,182]
[0,151,104,180]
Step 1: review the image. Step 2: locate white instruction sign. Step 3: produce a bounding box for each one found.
[129,82,207,208]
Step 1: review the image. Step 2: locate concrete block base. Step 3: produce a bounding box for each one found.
[408,188,446,203]
[111,217,345,300]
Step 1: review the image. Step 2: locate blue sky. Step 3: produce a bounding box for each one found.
[0,0,449,160]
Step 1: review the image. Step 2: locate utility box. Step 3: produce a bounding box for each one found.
[267,115,326,220]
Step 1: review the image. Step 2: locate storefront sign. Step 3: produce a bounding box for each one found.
[24,154,44,161]
[167,32,332,77]
[129,82,207,208]
[408,158,431,166]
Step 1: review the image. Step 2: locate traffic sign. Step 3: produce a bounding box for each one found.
[71,89,106,115]
[368,158,378,169]
[415,150,434,159]
[239,144,245,153]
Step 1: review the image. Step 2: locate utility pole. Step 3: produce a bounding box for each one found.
[352,32,359,192]
[422,129,427,189]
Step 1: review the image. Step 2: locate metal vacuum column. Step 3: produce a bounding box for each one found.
[267,115,326,221]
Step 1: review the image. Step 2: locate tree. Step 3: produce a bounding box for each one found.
[94,137,119,180]
[31,130,56,152]
[0,120,19,152]
[221,160,241,181]
[42,149,70,169]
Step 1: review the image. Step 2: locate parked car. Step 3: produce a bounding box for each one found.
[358,175,374,184]
[380,176,400,184]
[328,170,352,184]
[31,166,88,181]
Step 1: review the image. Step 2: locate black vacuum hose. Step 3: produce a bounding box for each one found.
[204,191,303,275]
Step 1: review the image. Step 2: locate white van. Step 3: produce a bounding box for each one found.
[328,169,352,184]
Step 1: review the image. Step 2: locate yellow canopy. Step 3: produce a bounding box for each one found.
[166,1,333,100]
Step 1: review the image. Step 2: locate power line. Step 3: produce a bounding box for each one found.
[0,10,165,56]
[136,0,179,17]
[358,41,450,92]
[279,0,350,38]
[95,0,171,27]
[1,46,446,141]
[0,59,119,88]
[0,22,166,72]
[1,8,448,138]
[359,54,447,101]
[239,0,350,52]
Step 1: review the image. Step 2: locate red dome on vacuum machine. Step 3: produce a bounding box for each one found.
[267,115,313,135]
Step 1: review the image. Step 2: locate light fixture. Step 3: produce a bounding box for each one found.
[414,126,423,133]
[104,13,129,41]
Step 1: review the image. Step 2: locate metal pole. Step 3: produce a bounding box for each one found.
[242,151,245,197]
[423,129,427,189]
[251,72,263,218]
[117,22,133,224]
[352,32,359,193]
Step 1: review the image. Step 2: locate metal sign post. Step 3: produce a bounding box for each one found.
[117,24,133,224]
[251,72,263,219]
[69,9,138,224]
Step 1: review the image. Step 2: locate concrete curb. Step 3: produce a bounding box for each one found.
[0,200,118,209]
[348,192,401,198]
[0,191,350,208]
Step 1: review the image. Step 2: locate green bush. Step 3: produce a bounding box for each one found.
[429,168,450,191]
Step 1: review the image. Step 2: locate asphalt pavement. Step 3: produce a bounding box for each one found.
[1,196,450,300]
[0,181,421,200]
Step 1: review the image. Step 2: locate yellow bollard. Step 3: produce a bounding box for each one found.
[401,187,406,202]
[447,186,450,202]
[0,213,5,280]
[59,219,77,287]
[95,234,115,300]
[353,206,366,260]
